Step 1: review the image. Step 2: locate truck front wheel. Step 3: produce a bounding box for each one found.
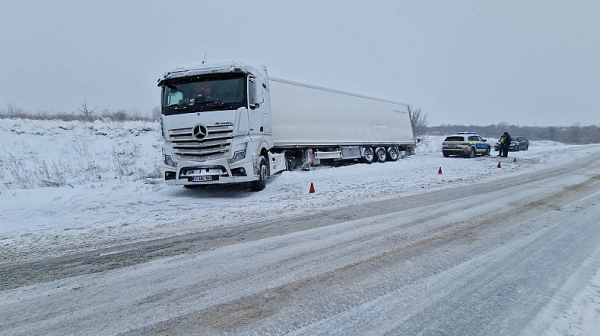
[251,156,268,191]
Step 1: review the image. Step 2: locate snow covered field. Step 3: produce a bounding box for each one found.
[1,118,599,334]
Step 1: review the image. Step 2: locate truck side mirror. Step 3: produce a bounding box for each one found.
[249,78,262,109]
[255,93,264,105]
[255,79,265,105]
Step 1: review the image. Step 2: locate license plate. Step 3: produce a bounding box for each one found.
[190,176,217,182]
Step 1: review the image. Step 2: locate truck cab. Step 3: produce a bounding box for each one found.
[158,60,285,190]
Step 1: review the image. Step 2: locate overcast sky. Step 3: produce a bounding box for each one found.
[1,0,599,127]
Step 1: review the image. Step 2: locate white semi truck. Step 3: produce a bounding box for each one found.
[158,60,416,190]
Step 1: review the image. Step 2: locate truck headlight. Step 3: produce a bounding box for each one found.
[229,149,246,164]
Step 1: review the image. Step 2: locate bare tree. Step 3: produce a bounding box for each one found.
[407,105,429,139]
[78,98,96,121]
[2,102,26,118]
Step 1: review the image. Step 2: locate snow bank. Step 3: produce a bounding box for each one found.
[0,118,162,189]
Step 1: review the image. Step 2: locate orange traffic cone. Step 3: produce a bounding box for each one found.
[513,158,517,163]
[309,183,315,193]
[497,162,502,168]
[438,167,443,174]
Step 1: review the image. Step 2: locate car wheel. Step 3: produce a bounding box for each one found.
[485,147,491,156]
[468,147,476,158]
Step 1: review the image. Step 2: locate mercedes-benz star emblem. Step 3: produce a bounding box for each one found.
[192,125,208,140]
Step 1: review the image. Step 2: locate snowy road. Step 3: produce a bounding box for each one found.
[1,147,599,335]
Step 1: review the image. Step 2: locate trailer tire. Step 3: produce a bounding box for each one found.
[387,147,399,161]
[251,156,268,191]
[361,147,375,164]
[375,147,387,163]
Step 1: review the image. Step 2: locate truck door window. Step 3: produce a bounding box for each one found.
[248,79,256,108]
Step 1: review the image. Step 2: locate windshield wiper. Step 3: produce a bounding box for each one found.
[165,103,189,110]
[161,104,190,115]
[195,100,225,106]
[166,103,187,107]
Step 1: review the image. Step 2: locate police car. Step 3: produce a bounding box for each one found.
[442,132,491,158]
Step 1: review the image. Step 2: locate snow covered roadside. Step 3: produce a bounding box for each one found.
[541,259,600,336]
[1,119,598,263]
[1,119,600,333]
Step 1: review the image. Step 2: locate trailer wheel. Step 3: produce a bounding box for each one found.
[375,147,387,163]
[361,147,375,164]
[251,156,268,191]
[387,147,399,161]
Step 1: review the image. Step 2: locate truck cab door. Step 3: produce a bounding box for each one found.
[257,79,271,135]
[248,77,271,135]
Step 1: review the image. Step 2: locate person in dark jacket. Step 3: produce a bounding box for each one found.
[499,132,511,157]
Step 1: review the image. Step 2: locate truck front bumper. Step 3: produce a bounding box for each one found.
[162,157,256,186]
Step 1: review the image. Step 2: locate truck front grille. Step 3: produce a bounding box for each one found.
[169,125,234,162]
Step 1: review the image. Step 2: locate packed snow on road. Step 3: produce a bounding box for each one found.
[1,118,599,334]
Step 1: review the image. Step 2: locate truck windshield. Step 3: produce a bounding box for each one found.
[161,74,246,115]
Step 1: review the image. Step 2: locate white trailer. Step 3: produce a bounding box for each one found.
[158,60,415,190]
